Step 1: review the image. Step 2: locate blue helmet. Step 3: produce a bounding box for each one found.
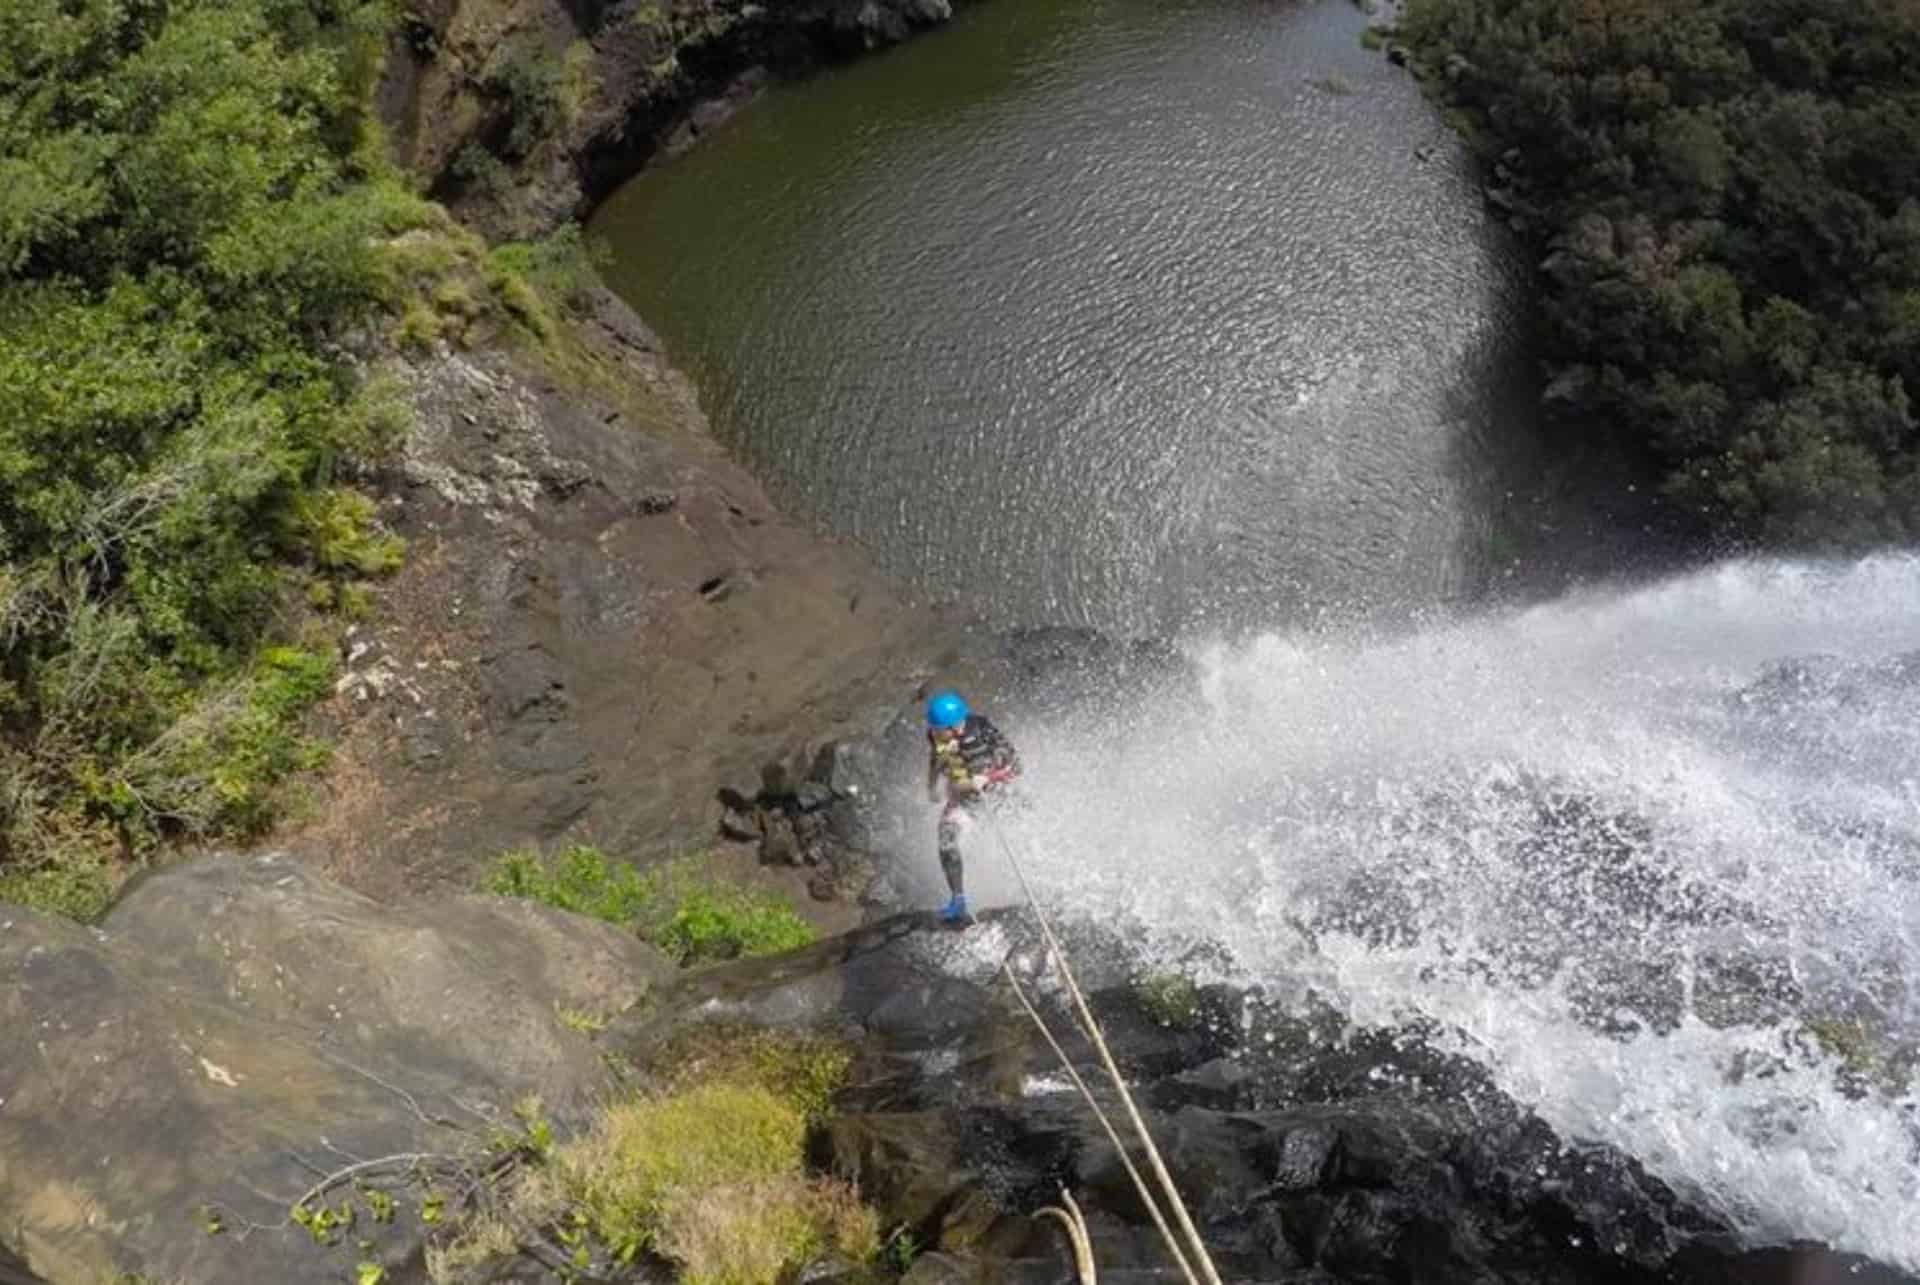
[925,689,969,730]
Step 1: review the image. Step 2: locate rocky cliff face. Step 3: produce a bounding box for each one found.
[381,0,967,238]
[284,287,954,897]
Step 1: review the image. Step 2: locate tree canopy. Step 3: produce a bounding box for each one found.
[1398,0,1920,547]
[0,0,413,909]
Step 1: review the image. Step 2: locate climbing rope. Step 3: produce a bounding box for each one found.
[988,816,1225,1285]
[1000,956,1199,1285]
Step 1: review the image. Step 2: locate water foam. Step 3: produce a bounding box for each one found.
[965,554,1920,1267]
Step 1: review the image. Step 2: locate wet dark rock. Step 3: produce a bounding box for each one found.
[1165,1056,1259,1110]
[718,735,894,901]
[609,911,1918,1285]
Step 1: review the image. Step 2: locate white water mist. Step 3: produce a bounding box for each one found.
[959,554,1920,1268]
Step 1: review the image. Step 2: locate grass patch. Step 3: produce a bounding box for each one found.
[645,1024,854,1123]
[489,223,608,316]
[0,853,116,922]
[555,1005,611,1035]
[430,1042,872,1283]
[484,846,817,965]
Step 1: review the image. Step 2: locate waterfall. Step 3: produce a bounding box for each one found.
[959,555,1920,1267]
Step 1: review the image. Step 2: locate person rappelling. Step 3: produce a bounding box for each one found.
[923,688,1022,924]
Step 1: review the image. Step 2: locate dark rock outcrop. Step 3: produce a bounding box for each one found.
[719,736,892,904]
[613,912,1920,1285]
[0,854,671,1285]
[382,0,976,239]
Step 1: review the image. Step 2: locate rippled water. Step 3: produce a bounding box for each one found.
[596,0,1920,1266]
[969,556,1920,1269]
[593,0,1540,636]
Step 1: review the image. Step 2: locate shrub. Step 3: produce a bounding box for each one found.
[429,1032,869,1282]
[285,489,406,576]
[0,852,116,923]
[561,1082,804,1261]
[483,847,818,965]
[489,224,609,316]
[449,141,512,196]
[484,845,658,925]
[480,38,565,159]
[109,646,338,841]
[395,301,444,351]
[0,0,408,908]
[661,1177,879,1285]
[659,884,817,964]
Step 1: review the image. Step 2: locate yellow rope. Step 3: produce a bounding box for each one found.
[1002,959,1200,1285]
[990,818,1225,1285]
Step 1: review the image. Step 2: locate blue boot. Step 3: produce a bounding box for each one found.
[938,893,971,924]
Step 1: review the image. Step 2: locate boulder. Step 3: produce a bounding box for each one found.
[0,853,671,1284]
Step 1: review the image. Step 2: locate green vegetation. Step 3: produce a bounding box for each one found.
[644,1025,855,1123]
[484,846,817,964]
[429,1037,876,1285]
[490,223,609,317]
[556,1084,858,1273]
[1135,971,1203,1029]
[0,0,429,914]
[1395,0,1920,547]
[480,37,567,161]
[555,1004,612,1035]
[0,0,624,918]
[1803,1013,1915,1096]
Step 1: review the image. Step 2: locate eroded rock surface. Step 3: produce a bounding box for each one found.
[288,289,951,896]
[0,854,669,1285]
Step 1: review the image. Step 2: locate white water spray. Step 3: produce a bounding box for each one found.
[965,555,1920,1268]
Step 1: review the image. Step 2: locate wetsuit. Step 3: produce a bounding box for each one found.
[928,713,1021,898]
